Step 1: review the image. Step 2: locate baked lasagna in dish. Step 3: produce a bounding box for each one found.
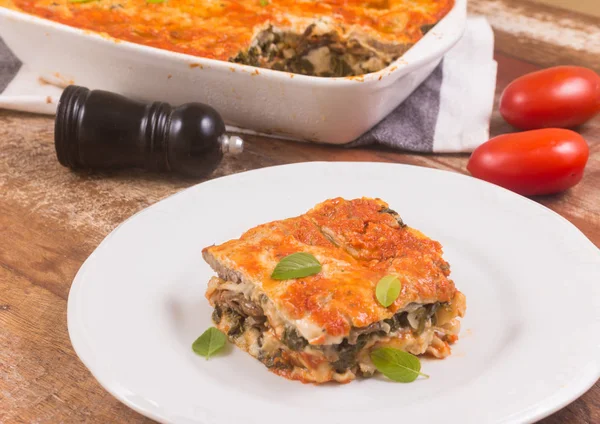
[4,0,454,77]
[203,197,466,383]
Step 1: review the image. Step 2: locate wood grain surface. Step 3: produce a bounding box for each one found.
[532,0,600,18]
[469,0,600,72]
[1,1,599,423]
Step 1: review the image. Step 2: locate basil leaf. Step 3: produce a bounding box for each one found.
[370,347,429,382]
[192,327,226,360]
[271,252,322,280]
[259,0,269,5]
[147,0,165,3]
[68,0,96,3]
[375,275,401,307]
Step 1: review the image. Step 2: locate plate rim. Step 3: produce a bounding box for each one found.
[67,161,600,424]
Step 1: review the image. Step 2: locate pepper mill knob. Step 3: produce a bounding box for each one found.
[54,85,243,177]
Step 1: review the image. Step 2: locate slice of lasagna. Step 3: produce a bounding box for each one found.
[203,197,466,384]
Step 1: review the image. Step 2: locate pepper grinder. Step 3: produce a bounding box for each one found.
[54,85,243,177]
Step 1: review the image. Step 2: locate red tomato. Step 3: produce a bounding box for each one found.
[467,129,589,196]
[499,66,600,130]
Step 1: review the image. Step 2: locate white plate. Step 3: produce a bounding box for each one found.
[68,162,600,424]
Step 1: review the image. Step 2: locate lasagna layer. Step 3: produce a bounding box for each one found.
[203,198,466,383]
[5,0,454,77]
[207,276,465,383]
[230,20,411,77]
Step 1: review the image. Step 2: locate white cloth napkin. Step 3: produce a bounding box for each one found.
[0,16,497,153]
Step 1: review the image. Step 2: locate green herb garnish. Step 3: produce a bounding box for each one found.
[146,0,166,3]
[271,252,322,280]
[192,327,226,360]
[259,0,269,6]
[375,275,401,307]
[67,0,96,3]
[370,347,429,382]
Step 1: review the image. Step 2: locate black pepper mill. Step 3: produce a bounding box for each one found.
[54,85,243,177]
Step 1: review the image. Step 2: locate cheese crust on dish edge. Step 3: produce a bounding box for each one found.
[4,0,454,77]
[203,197,466,384]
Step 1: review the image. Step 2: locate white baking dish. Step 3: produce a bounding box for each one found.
[0,0,466,144]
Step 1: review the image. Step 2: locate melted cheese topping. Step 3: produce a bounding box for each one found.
[204,198,462,345]
[5,0,454,62]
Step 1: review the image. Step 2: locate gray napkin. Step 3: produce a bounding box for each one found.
[0,36,20,94]
[0,17,496,153]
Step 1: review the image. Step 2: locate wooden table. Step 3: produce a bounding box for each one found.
[1,0,598,422]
